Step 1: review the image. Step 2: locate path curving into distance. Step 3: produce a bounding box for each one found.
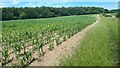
[29,15,100,66]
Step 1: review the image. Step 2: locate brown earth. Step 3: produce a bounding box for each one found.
[29,15,100,66]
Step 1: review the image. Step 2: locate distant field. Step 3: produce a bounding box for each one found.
[2,15,96,66]
[111,13,117,16]
[59,15,118,66]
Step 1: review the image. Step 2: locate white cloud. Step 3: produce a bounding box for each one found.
[0,3,8,8]
[63,0,69,2]
[22,3,36,7]
[0,0,118,9]
[12,0,19,4]
[0,1,19,8]
[0,3,2,6]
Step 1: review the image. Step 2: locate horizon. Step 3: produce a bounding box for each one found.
[0,2,118,10]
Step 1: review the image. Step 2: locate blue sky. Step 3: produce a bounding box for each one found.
[1,0,119,2]
[0,0,119,9]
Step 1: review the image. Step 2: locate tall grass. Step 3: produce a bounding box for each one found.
[59,15,118,66]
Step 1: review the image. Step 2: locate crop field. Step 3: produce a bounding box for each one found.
[1,15,96,66]
[59,15,118,66]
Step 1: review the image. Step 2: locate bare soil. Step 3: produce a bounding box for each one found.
[29,15,100,66]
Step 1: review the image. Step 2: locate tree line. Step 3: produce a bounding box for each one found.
[2,6,117,20]
[116,9,120,18]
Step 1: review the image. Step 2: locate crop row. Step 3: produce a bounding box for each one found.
[1,15,96,67]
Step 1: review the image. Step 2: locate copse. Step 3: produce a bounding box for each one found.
[2,6,113,20]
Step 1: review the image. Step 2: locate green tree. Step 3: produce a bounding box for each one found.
[2,12,13,20]
[2,6,113,20]
[20,12,26,19]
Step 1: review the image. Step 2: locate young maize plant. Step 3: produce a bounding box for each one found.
[63,35,66,42]
[49,42,54,51]
[55,35,60,46]
[2,15,95,66]
[2,49,9,65]
[13,43,22,55]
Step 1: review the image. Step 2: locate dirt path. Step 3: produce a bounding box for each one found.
[29,15,100,66]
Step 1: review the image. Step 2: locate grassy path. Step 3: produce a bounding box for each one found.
[59,15,118,66]
[29,15,99,66]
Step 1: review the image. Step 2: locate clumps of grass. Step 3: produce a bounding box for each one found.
[59,15,118,66]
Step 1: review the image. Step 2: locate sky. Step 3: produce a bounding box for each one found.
[0,0,119,9]
[1,0,119,2]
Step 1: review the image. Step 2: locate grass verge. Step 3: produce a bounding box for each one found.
[59,15,118,66]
